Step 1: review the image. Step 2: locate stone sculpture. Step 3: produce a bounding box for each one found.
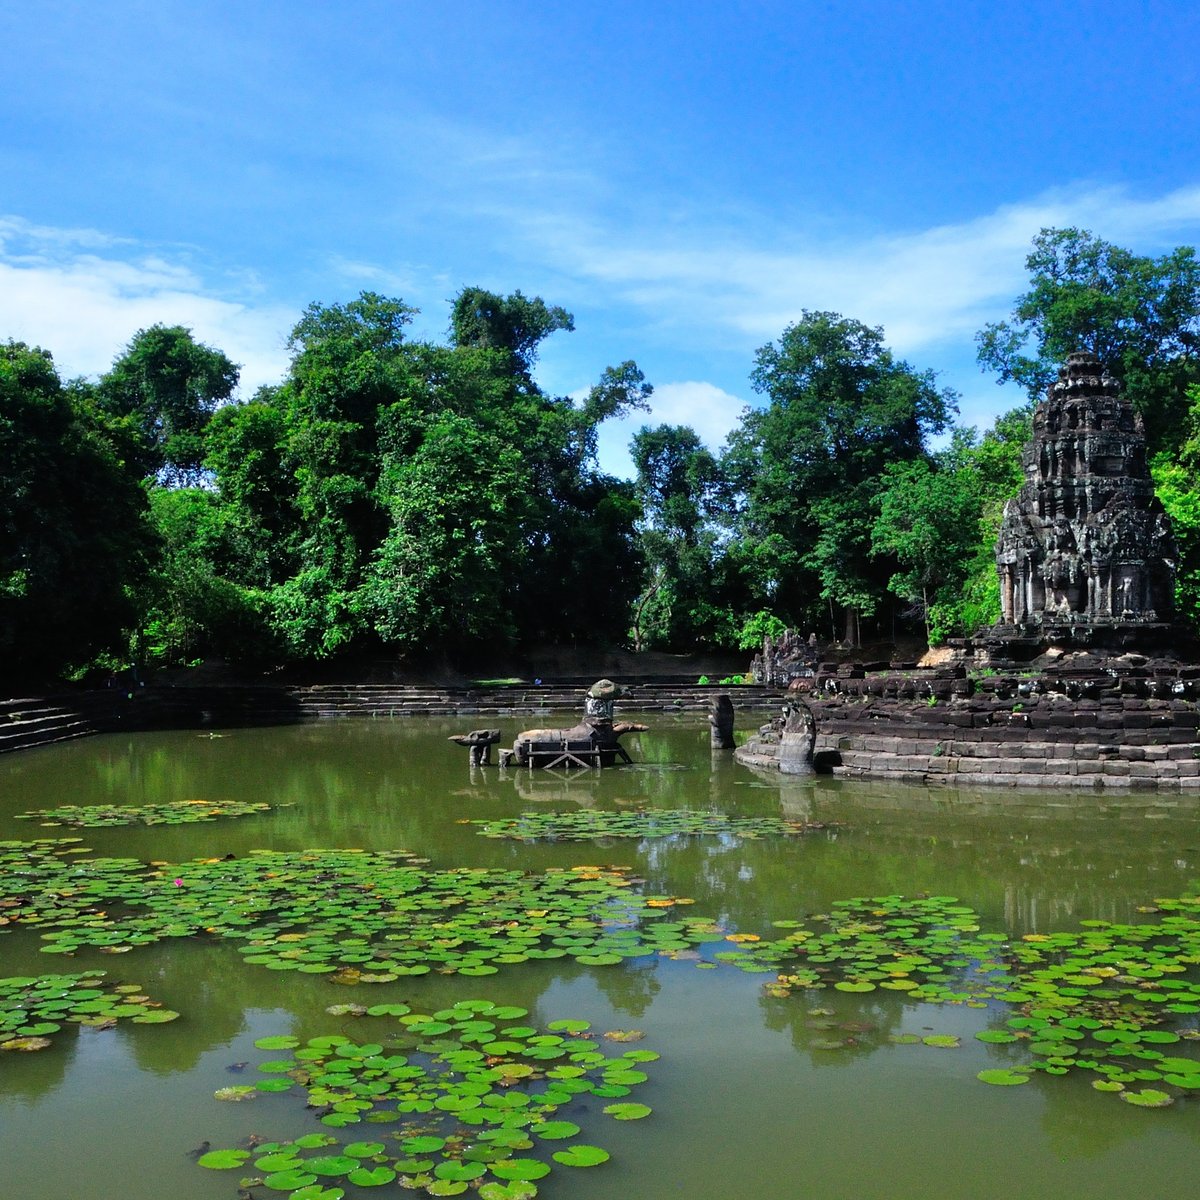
[501,679,648,768]
[987,351,1177,655]
[447,728,502,766]
[750,628,819,687]
[776,700,817,775]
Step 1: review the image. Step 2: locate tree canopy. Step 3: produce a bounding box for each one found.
[11,229,1200,683]
[723,311,956,642]
[977,227,1200,453]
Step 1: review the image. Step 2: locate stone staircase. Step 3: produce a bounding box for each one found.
[284,680,780,719]
[824,729,1200,789]
[0,693,128,754]
[0,680,782,755]
[804,684,1200,790]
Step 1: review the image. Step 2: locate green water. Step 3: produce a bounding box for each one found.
[2,715,1200,1200]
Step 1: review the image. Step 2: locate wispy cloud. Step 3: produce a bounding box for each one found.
[0,219,293,393]
[514,182,1200,361]
[4,179,1200,465]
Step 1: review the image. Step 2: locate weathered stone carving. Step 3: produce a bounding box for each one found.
[988,351,1176,653]
[777,700,817,775]
[503,679,648,768]
[448,728,502,766]
[750,629,819,687]
[732,698,819,773]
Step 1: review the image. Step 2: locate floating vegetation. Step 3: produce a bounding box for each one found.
[723,893,1200,1106]
[471,809,831,841]
[0,840,719,978]
[15,799,275,827]
[197,999,656,1198]
[0,971,178,1050]
[7,835,1200,1111]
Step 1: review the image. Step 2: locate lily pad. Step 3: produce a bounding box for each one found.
[552,1145,610,1168]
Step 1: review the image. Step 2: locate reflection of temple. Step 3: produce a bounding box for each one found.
[988,351,1176,655]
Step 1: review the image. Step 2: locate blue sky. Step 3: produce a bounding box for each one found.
[3,0,1200,475]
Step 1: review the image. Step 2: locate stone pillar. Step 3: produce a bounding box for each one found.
[708,695,735,750]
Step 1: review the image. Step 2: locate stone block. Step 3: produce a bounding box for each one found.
[1045,759,1077,776]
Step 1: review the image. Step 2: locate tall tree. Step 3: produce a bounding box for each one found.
[724,311,956,644]
[0,342,153,677]
[265,294,419,657]
[977,227,1200,453]
[872,456,983,645]
[630,424,725,650]
[97,324,239,482]
[449,287,574,374]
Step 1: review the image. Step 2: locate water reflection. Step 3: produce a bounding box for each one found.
[4,718,1200,1200]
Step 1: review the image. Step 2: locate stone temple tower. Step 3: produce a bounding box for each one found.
[989,350,1176,655]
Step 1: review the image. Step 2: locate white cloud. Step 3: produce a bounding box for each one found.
[0,219,293,394]
[5,178,1200,464]
[512,181,1200,360]
[595,380,749,480]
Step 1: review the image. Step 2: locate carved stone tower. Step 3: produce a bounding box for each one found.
[989,351,1176,654]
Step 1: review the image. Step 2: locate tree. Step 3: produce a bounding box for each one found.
[141,488,277,667]
[724,311,956,643]
[358,414,530,648]
[97,325,239,481]
[921,412,1032,641]
[977,227,1200,453]
[203,393,296,587]
[0,342,153,677]
[872,458,982,645]
[630,424,727,650]
[449,287,574,374]
[1151,384,1200,631]
[193,290,647,662]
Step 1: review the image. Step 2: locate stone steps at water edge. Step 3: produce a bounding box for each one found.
[0,682,784,755]
[822,735,1200,790]
[282,683,782,716]
[0,695,118,753]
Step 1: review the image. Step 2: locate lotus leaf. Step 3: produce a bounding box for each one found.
[551,1145,610,1167]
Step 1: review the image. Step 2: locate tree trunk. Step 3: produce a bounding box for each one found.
[631,567,666,653]
[842,606,858,647]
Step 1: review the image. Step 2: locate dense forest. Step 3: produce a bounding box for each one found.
[5,227,1200,683]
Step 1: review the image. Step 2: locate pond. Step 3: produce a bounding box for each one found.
[2,715,1200,1200]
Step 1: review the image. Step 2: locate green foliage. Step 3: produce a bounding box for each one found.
[977,227,1200,454]
[630,423,731,650]
[97,324,238,482]
[141,488,278,667]
[359,415,528,646]
[0,341,154,678]
[450,286,574,372]
[872,458,982,644]
[735,610,788,651]
[1152,390,1200,628]
[724,311,956,641]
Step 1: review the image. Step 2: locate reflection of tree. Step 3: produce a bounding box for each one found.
[121,943,251,1075]
[0,1030,76,1099]
[758,988,906,1066]
[591,958,661,1019]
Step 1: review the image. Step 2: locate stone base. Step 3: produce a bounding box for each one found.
[978,620,1186,663]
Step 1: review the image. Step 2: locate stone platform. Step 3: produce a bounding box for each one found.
[735,663,1200,791]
